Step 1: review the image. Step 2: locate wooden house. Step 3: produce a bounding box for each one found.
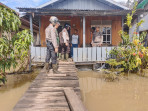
[18,0,142,64]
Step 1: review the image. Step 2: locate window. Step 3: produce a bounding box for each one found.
[102,26,111,44]
[91,20,112,45]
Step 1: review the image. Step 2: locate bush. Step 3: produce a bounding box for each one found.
[106,2,148,74]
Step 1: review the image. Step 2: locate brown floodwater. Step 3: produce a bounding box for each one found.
[0,69,40,111]
[78,71,148,111]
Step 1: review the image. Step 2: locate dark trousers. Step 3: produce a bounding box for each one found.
[71,44,78,57]
[46,41,57,64]
[61,43,69,54]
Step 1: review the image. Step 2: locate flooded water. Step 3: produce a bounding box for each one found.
[0,69,40,111]
[78,71,148,111]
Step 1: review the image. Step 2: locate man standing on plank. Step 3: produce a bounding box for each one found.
[44,16,61,74]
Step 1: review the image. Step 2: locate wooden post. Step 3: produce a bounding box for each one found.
[29,14,33,71]
[83,16,86,48]
[122,16,124,43]
[122,16,124,30]
[39,16,41,46]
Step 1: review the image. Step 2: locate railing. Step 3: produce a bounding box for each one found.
[73,47,115,62]
[31,46,47,62]
[31,46,115,63]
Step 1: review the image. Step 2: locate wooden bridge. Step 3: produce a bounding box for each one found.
[13,62,87,111]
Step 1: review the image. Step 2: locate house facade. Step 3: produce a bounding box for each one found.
[18,0,131,63]
[129,0,148,39]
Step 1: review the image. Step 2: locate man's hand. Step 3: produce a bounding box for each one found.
[55,48,58,53]
[66,43,69,46]
[99,44,102,47]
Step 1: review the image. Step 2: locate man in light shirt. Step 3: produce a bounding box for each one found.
[61,23,70,60]
[45,16,61,73]
[71,29,79,58]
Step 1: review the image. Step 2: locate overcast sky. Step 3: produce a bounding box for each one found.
[1,0,128,10]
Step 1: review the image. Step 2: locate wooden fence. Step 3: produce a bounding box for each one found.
[73,47,114,62]
[31,46,46,62]
[31,46,115,63]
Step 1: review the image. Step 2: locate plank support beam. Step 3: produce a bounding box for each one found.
[64,88,88,111]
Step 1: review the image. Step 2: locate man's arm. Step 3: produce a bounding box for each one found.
[51,28,58,49]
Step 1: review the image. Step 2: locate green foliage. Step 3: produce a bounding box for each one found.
[0,5,33,84]
[0,5,21,32]
[104,59,124,82]
[107,1,148,75]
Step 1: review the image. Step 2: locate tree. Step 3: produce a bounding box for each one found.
[0,5,33,84]
[107,1,148,75]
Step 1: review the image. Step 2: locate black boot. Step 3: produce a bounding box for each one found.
[52,64,61,74]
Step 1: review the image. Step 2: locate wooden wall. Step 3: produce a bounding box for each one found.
[40,16,122,47]
[40,16,83,47]
[85,16,122,46]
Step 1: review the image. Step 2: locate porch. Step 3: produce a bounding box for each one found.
[18,8,141,66]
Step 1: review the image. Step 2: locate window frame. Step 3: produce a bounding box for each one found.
[91,25,112,45]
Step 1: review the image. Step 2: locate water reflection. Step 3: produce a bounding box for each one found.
[78,71,148,111]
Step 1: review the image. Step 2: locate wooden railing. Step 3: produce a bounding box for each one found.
[73,47,115,62]
[31,46,115,63]
[31,46,47,62]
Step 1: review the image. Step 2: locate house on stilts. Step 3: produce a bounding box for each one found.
[18,0,147,65]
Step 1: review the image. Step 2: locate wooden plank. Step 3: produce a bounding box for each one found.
[24,92,64,97]
[30,82,79,88]
[15,108,70,111]
[13,61,83,111]
[27,87,80,92]
[13,107,70,111]
[97,47,102,61]
[102,47,107,61]
[92,47,97,61]
[35,47,41,62]
[83,48,87,62]
[64,88,88,111]
[35,76,78,80]
[31,46,36,60]
[87,48,92,61]
[73,48,78,62]
[78,48,83,62]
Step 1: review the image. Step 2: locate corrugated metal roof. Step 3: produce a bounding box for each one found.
[37,0,129,10]
[104,0,129,10]
[37,0,58,8]
[18,8,147,16]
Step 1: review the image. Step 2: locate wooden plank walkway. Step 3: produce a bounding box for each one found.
[13,62,87,111]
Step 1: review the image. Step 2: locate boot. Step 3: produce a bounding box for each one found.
[61,54,65,61]
[66,54,69,61]
[44,63,49,72]
[59,53,61,60]
[52,64,61,74]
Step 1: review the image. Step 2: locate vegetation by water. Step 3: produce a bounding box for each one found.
[0,5,33,84]
[106,2,148,76]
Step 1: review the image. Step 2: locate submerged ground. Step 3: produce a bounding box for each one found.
[0,69,40,111]
[78,71,148,111]
[1,69,148,111]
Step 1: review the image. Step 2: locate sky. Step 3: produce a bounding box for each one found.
[0,0,128,10]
